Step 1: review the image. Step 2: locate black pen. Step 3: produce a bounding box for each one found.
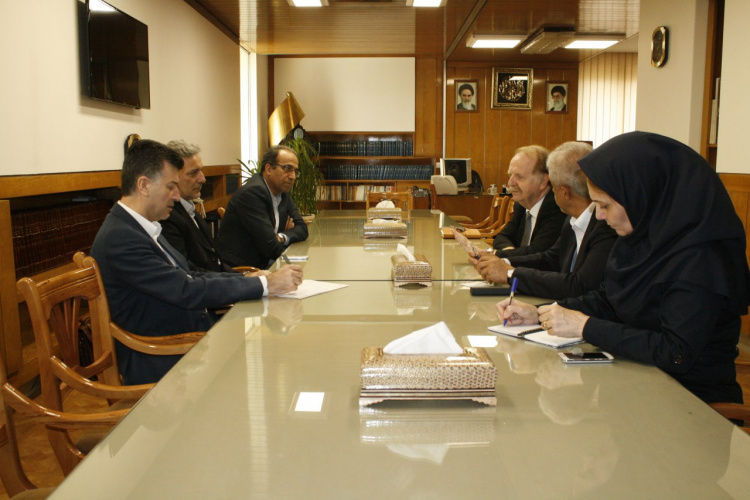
[503,277,519,326]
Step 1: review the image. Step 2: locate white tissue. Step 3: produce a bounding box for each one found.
[376,200,396,208]
[396,243,416,262]
[383,321,463,354]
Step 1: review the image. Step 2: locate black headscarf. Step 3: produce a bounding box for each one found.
[578,131,750,316]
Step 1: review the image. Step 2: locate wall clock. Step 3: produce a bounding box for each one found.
[651,26,668,68]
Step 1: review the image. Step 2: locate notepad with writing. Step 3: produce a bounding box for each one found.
[487,324,584,348]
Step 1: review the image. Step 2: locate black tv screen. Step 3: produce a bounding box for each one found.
[79,0,150,109]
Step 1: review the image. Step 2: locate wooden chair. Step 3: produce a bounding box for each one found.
[461,194,502,230]
[709,357,750,433]
[217,207,226,218]
[428,183,473,224]
[14,255,201,475]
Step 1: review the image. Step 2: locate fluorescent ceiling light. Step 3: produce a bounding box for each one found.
[407,0,447,7]
[288,0,328,7]
[467,35,523,49]
[566,38,622,49]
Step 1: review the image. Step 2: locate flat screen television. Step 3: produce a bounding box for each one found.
[78,0,150,109]
[440,158,472,189]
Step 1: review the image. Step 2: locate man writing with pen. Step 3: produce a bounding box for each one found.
[217,145,309,270]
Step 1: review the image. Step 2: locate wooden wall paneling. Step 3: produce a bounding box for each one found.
[0,200,21,375]
[415,56,442,159]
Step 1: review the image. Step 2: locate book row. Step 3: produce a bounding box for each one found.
[12,200,112,279]
[316,140,414,157]
[318,184,395,201]
[324,164,433,181]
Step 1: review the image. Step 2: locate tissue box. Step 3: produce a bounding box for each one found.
[367,207,403,221]
[359,347,497,406]
[391,253,432,286]
[364,220,408,238]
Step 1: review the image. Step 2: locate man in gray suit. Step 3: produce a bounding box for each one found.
[91,139,302,384]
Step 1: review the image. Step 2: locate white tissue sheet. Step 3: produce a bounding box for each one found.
[376,200,396,208]
[396,243,416,262]
[383,321,463,354]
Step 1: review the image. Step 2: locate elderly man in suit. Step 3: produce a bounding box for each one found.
[463,142,616,300]
[91,139,303,384]
[159,140,240,273]
[217,145,309,269]
[492,145,567,257]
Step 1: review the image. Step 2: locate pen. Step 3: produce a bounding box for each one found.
[281,252,291,264]
[471,243,480,260]
[503,277,519,326]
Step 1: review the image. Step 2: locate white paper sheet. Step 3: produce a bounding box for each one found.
[272,280,347,299]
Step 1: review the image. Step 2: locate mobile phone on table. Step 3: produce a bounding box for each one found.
[557,351,614,364]
[470,286,511,296]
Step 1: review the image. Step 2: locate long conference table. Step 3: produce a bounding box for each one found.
[51,210,750,499]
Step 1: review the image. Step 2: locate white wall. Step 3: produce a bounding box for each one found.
[0,0,240,176]
[636,0,708,150]
[273,57,415,132]
[715,0,750,174]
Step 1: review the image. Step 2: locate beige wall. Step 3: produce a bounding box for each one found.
[272,57,415,132]
[0,0,240,176]
[636,0,708,150]
[715,0,750,174]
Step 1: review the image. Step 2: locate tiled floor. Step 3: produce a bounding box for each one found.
[2,339,750,499]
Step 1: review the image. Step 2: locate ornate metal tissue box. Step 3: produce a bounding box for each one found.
[367,207,403,221]
[359,347,497,407]
[391,253,432,286]
[363,220,408,238]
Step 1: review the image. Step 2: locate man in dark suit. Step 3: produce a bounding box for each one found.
[217,145,309,269]
[493,145,566,257]
[91,140,303,384]
[160,140,236,273]
[471,142,617,299]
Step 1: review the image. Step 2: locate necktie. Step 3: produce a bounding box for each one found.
[520,211,532,247]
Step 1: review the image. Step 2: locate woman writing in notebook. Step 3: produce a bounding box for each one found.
[497,131,750,404]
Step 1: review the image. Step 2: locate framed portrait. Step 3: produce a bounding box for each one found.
[491,68,533,110]
[455,80,479,112]
[546,82,569,114]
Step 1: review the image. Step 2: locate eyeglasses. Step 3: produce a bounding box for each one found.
[274,163,300,175]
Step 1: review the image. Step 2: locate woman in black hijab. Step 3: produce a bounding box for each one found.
[497,131,750,403]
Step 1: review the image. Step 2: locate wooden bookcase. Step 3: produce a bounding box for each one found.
[309,132,434,210]
[0,164,240,378]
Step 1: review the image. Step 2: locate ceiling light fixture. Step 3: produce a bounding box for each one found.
[565,35,624,50]
[287,0,328,7]
[520,27,576,54]
[406,0,447,7]
[467,34,524,49]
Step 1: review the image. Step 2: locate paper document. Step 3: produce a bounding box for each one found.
[285,255,309,262]
[488,324,584,348]
[272,280,347,299]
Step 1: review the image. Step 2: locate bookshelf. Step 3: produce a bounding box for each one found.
[0,164,241,378]
[309,132,434,210]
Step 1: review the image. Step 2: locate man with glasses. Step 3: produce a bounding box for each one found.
[217,145,309,269]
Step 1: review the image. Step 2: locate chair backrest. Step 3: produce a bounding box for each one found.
[429,183,438,210]
[217,207,226,218]
[16,262,125,475]
[365,190,412,211]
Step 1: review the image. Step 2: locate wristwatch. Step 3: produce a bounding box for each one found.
[507,268,515,280]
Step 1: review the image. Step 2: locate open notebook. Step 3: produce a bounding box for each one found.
[488,324,584,349]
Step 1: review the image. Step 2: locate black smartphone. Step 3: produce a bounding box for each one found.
[558,352,614,364]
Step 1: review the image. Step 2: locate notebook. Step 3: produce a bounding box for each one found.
[487,324,584,349]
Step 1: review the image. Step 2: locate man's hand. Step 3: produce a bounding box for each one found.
[266,265,303,295]
[244,270,271,278]
[284,216,295,231]
[476,256,512,284]
[496,298,539,326]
